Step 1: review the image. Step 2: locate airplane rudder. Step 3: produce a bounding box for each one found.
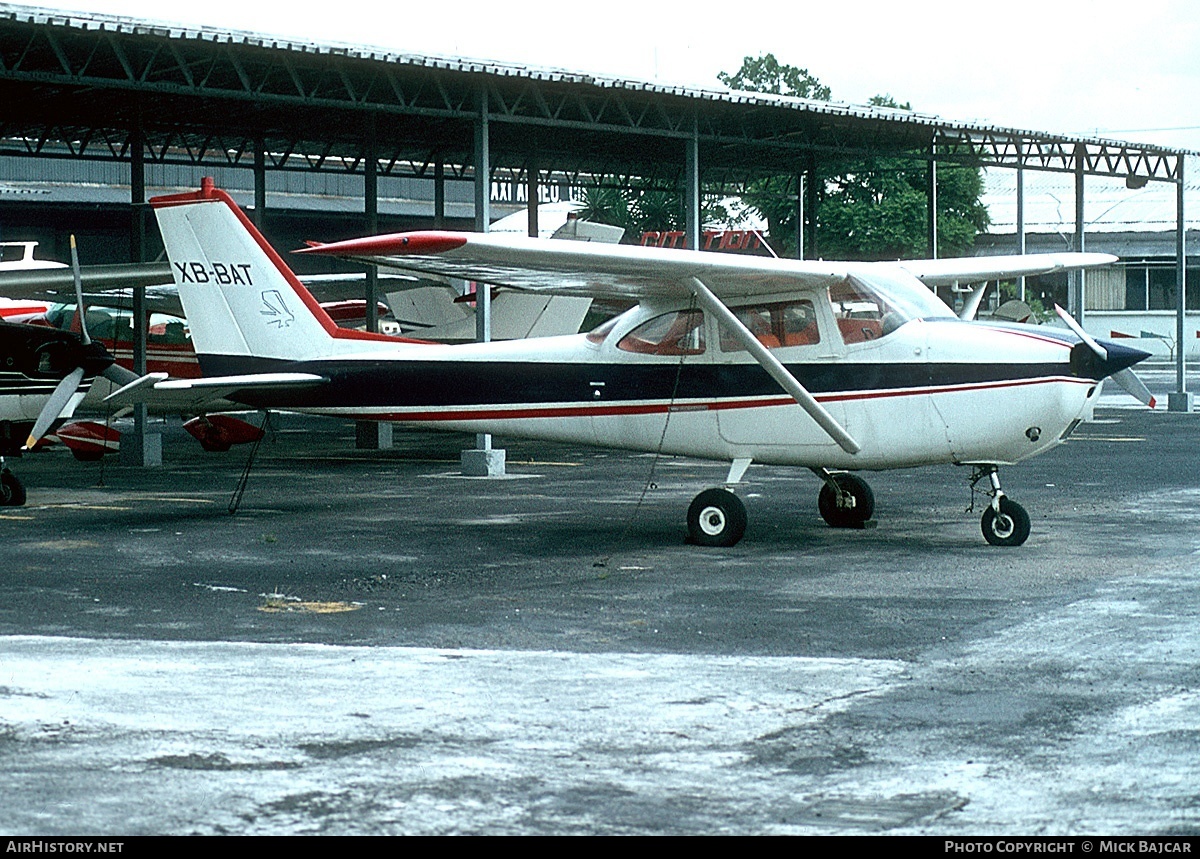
[153,183,334,362]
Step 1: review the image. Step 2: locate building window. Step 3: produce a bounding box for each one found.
[1148,268,1176,310]
[1125,268,1148,311]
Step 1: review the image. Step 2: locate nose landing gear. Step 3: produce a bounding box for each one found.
[973,466,1030,547]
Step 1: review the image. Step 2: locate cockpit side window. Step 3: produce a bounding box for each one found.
[719,299,821,351]
[828,270,955,345]
[617,309,706,355]
[828,277,910,344]
[829,279,886,344]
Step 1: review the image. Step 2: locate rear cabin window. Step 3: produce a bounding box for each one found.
[719,299,820,351]
[617,310,706,355]
[585,315,622,345]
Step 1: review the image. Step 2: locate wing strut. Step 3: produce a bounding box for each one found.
[687,277,860,455]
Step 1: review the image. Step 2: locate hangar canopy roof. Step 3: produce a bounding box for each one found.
[0,3,1189,191]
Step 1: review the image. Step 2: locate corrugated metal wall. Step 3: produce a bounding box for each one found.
[1085,267,1126,311]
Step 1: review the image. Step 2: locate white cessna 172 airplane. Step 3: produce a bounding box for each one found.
[113,178,1150,547]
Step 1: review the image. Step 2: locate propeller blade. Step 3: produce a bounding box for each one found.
[1110,367,1157,409]
[69,235,91,345]
[24,366,84,449]
[1053,304,1107,361]
[101,361,139,387]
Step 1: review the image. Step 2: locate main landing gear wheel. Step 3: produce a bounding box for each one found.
[0,469,26,507]
[981,497,1030,547]
[818,473,874,529]
[687,488,747,547]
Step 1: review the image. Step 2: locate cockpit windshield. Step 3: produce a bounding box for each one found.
[828,269,955,344]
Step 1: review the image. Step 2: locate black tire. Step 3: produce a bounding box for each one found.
[1,470,26,507]
[687,488,747,547]
[981,497,1030,547]
[818,473,874,528]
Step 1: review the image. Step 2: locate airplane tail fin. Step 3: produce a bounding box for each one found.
[151,178,399,370]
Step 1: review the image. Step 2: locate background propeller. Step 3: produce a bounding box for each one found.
[22,236,138,449]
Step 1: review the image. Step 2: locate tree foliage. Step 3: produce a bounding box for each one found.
[722,56,989,260]
[577,186,729,239]
[717,53,831,101]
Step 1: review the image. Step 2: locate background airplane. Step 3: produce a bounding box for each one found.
[0,321,135,503]
[0,236,145,503]
[110,179,1148,547]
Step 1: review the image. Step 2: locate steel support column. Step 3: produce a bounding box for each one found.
[927,148,938,260]
[356,117,392,449]
[434,158,446,229]
[804,153,818,260]
[1169,155,1193,412]
[684,117,700,250]
[1071,145,1086,321]
[252,140,266,229]
[464,88,505,476]
[795,172,804,260]
[364,124,379,335]
[121,119,160,467]
[526,155,539,238]
[1016,159,1026,301]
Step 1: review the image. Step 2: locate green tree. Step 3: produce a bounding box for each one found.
[578,185,731,243]
[717,53,831,100]
[577,187,633,232]
[721,57,989,259]
[815,150,989,260]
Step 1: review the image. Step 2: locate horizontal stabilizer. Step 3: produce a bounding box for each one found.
[0,262,173,299]
[105,371,327,411]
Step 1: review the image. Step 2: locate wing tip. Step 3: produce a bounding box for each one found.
[296,232,468,258]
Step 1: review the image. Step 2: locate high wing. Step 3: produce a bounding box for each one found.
[296,231,852,300]
[298,232,1118,300]
[897,253,1118,287]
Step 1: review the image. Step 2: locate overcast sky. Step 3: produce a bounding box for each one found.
[16,0,1200,153]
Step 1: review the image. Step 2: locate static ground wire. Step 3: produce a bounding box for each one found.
[593,295,696,568]
[228,410,272,514]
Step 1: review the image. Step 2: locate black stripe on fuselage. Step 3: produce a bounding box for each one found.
[0,378,96,396]
[198,354,1077,410]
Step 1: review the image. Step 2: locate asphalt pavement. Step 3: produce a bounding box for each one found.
[2,383,1199,835]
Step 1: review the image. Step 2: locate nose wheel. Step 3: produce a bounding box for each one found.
[973,466,1030,547]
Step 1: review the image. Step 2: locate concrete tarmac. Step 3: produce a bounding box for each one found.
[1,396,1199,835]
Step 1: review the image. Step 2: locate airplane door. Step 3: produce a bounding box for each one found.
[715,298,843,449]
